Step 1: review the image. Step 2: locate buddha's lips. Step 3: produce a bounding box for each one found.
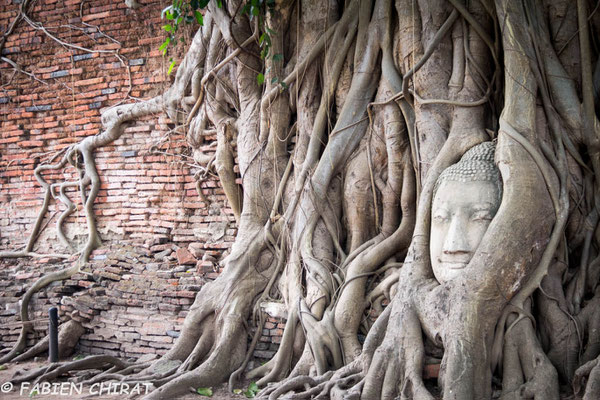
[438,259,470,269]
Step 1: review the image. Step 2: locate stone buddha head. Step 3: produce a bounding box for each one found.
[430,142,502,284]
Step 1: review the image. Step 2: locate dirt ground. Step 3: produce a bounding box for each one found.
[0,360,248,400]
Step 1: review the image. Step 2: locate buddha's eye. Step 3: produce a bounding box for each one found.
[472,210,493,221]
[432,210,449,222]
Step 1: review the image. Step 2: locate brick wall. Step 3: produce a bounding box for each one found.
[0,0,284,361]
[0,243,285,360]
[0,0,236,255]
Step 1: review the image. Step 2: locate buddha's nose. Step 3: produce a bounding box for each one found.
[443,215,471,254]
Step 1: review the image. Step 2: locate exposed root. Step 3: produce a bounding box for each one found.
[12,320,84,363]
[11,355,130,384]
[574,357,600,400]
[500,302,559,400]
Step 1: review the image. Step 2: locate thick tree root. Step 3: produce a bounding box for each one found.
[574,357,600,400]
[11,355,130,384]
[500,308,559,400]
[12,320,84,363]
[0,263,81,365]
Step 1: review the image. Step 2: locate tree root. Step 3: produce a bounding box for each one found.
[11,355,130,384]
[0,262,81,365]
[574,357,600,400]
[12,320,84,363]
[500,305,559,400]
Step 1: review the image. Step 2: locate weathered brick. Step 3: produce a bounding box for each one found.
[129,58,145,66]
[50,70,69,78]
[73,53,93,61]
[25,105,52,112]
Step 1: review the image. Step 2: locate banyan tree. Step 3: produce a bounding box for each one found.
[2,0,600,398]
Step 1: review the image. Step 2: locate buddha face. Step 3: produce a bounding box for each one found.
[430,179,500,284]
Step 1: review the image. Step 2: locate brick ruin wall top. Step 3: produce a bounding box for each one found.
[0,0,287,361]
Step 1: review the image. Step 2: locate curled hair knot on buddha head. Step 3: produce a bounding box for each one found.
[433,141,502,203]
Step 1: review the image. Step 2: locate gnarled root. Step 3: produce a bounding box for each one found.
[359,305,433,400]
[574,357,600,400]
[11,355,130,384]
[500,305,559,400]
[0,262,81,364]
[256,360,363,400]
[12,320,84,363]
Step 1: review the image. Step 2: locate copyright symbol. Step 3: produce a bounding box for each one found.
[1,382,13,393]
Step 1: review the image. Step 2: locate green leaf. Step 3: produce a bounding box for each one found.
[251,6,260,16]
[199,0,210,7]
[190,0,199,9]
[271,76,279,84]
[194,10,203,25]
[162,24,172,32]
[260,46,269,59]
[251,0,259,6]
[196,387,213,397]
[168,59,176,75]
[166,10,174,20]
[257,73,265,85]
[233,389,242,394]
[272,53,283,62]
[217,0,222,8]
[0,364,7,370]
[72,354,85,361]
[244,381,260,398]
[259,33,266,45]
[159,37,171,55]
[266,27,276,35]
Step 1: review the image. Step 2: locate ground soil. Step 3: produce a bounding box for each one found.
[0,360,247,400]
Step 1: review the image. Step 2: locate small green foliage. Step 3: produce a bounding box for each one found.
[168,59,177,75]
[194,10,204,25]
[159,37,171,55]
[29,389,39,398]
[159,0,211,75]
[0,364,7,370]
[233,388,243,394]
[196,387,213,397]
[159,0,282,83]
[244,382,259,398]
